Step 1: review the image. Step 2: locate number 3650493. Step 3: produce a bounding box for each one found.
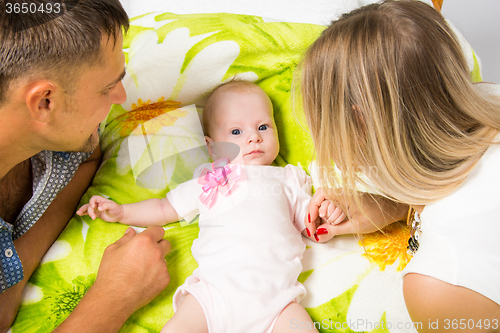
[5,2,61,14]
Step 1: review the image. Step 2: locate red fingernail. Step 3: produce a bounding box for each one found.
[306,228,311,237]
[314,233,319,241]
[308,213,311,223]
[317,227,328,235]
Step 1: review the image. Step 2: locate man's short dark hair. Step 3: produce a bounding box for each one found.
[0,0,129,105]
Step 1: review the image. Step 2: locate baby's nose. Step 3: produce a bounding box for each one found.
[247,132,262,143]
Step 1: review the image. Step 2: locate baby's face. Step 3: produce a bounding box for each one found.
[206,88,279,165]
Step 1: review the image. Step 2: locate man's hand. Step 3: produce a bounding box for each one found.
[54,226,171,333]
[93,226,171,311]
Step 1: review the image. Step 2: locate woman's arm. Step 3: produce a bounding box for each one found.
[404,273,500,333]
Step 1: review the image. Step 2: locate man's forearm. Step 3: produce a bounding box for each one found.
[0,147,101,331]
[52,283,132,333]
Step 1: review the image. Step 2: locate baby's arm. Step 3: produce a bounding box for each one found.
[77,195,179,227]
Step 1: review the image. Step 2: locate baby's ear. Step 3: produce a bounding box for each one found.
[205,136,215,159]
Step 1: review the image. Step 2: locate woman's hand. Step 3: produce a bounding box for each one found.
[304,189,409,242]
[303,188,346,242]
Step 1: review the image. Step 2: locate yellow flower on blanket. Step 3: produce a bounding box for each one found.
[302,222,416,332]
[116,97,186,137]
[360,222,412,272]
[131,97,181,111]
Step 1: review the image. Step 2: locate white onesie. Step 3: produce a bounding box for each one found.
[167,163,311,333]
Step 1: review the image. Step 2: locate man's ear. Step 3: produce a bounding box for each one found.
[25,81,59,123]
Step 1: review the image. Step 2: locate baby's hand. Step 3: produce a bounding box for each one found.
[318,198,346,225]
[303,188,346,243]
[76,195,123,222]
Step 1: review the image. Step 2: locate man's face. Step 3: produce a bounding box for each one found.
[55,32,127,153]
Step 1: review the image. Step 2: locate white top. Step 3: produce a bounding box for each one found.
[167,164,311,332]
[403,139,500,305]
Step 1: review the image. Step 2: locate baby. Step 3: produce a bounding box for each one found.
[78,81,345,333]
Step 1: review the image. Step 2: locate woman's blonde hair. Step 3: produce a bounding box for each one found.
[301,0,500,206]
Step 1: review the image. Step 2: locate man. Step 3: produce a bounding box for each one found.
[0,1,171,331]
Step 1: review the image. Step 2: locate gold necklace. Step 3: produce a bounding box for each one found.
[406,206,422,256]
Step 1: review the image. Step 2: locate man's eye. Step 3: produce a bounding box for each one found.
[258,125,268,131]
[231,129,241,135]
[102,86,113,95]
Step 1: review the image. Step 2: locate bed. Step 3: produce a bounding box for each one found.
[10,1,484,332]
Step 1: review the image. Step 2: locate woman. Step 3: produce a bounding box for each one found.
[300,0,500,330]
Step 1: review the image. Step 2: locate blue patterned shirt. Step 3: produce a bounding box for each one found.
[0,150,91,293]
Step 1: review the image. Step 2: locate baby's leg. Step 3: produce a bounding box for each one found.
[160,293,208,333]
[272,302,319,333]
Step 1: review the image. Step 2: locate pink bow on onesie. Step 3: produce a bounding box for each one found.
[198,158,242,208]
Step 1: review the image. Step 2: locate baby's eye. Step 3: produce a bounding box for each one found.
[258,125,268,131]
[231,129,241,135]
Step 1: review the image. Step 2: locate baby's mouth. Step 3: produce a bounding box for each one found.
[246,150,264,156]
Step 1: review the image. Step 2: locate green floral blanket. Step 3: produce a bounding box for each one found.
[11,11,481,333]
